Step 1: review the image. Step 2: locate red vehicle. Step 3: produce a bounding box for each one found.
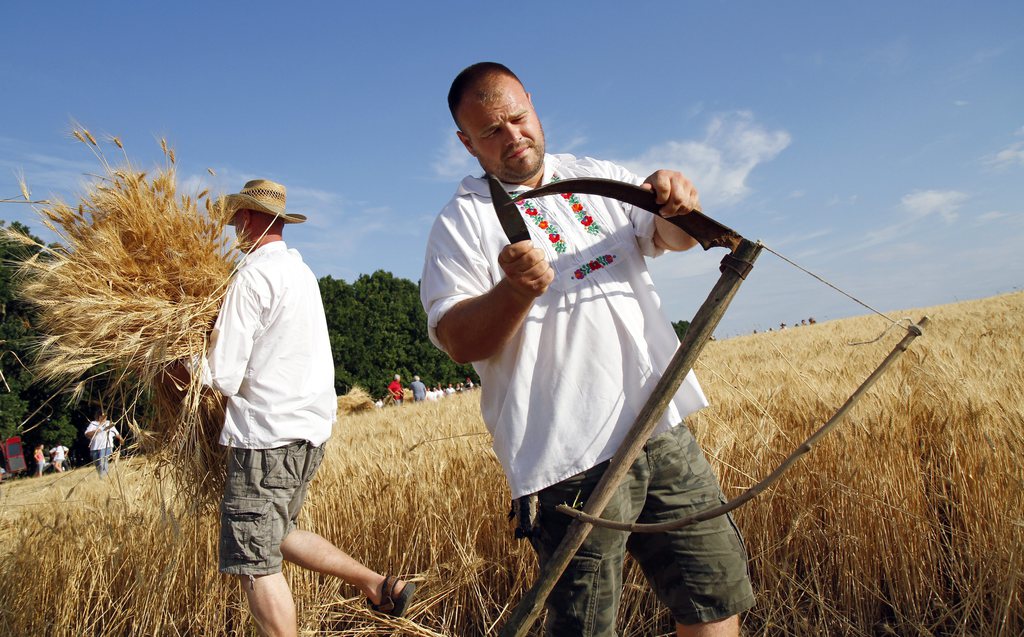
[2,436,28,476]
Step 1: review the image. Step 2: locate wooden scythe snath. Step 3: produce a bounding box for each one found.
[489,178,927,637]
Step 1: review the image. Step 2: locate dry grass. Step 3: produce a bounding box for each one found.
[0,292,1021,636]
[3,131,238,505]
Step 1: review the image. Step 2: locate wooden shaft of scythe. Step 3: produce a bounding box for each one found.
[499,238,762,637]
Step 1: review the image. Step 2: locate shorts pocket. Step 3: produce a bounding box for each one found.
[550,550,604,636]
[261,447,302,489]
[221,497,273,563]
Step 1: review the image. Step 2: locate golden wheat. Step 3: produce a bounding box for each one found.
[0,293,1020,636]
[3,132,238,506]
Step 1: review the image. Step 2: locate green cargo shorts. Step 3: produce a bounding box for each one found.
[218,441,325,576]
[529,425,754,635]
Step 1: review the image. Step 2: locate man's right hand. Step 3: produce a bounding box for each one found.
[436,240,553,364]
[498,240,554,300]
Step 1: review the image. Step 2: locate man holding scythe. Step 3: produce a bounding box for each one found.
[420,63,754,636]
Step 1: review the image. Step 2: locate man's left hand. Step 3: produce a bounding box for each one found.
[641,170,701,218]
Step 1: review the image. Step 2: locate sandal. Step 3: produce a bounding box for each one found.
[368,575,416,618]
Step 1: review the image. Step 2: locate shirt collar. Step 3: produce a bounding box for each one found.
[240,240,288,266]
[455,154,560,199]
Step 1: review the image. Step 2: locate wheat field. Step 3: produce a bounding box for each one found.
[1,292,1021,636]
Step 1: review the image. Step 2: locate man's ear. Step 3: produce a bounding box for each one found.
[456,130,478,158]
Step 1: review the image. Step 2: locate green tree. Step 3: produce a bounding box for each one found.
[320,271,475,397]
[0,221,80,464]
[672,319,690,341]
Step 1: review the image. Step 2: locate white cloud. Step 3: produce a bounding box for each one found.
[615,111,791,208]
[856,190,968,249]
[178,173,215,196]
[899,189,967,222]
[985,140,1024,169]
[766,228,833,250]
[979,211,1009,223]
[558,134,588,153]
[949,46,1008,81]
[0,151,96,199]
[826,194,859,207]
[432,131,475,180]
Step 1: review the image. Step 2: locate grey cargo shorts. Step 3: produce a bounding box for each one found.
[219,440,325,576]
[528,425,755,635]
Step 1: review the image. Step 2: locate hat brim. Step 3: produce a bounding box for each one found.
[219,193,307,224]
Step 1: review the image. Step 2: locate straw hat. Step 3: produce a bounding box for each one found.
[220,179,307,224]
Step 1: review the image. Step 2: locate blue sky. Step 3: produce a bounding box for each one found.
[2,1,1021,336]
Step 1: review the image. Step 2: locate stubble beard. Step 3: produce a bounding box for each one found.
[488,126,546,186]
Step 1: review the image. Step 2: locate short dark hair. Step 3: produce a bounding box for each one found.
[447,62,523,129]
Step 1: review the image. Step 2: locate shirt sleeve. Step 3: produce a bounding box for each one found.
[205,274,263,397]
[420,202,494,351]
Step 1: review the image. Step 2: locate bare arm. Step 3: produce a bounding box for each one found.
[436,240,554,364]
[642,170,701,252]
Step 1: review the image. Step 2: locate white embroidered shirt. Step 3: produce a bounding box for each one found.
[421,154,709,498]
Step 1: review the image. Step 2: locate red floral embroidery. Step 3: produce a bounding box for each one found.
[505,174,604,255]
[515,198,566,253]
[549,175,603,236]
[572,254,616,280]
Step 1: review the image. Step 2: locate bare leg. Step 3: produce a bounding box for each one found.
[242,573,297,637]
[280,529,410,605]
[677,614,740,637]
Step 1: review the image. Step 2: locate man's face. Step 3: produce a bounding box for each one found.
[455,74,546,187]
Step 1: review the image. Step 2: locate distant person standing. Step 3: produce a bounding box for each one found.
[410,375,427,402]
[85,411,123,478]
[388,374,404,405]
[33,444,47,476]
[49,443,69,473]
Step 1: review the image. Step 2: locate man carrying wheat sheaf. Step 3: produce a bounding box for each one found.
[420,63,754,637]
[176,179,415,636]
